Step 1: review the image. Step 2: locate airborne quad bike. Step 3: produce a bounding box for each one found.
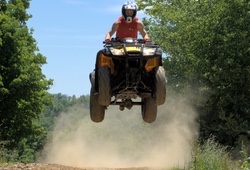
[90,38,166,123]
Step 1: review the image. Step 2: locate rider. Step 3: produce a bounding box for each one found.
[90,2,150,93]
[105,2,150,41]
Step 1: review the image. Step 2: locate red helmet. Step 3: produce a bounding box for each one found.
[121,2,137,23]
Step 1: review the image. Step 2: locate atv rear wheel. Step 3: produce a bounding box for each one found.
[154,66,166,105]
[141,97,157,123]
[90,86,105,122]
[98,66,111,106]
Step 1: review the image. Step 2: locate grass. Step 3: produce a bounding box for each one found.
[172,137,250,170]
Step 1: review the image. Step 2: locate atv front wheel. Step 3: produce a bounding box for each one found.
[154,66,166,105]
[98,66,111,106]
[90,86,105,122]
[141,97,157,123]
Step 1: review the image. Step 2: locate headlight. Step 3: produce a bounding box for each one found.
[143,48,156,56]
[110,48,124,55]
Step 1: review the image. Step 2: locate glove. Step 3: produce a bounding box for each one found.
[104,39,111,43]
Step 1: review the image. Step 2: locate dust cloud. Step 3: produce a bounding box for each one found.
[42,96,198,169]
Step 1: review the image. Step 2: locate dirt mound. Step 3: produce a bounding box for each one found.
[0,163,82,170]
[0,163,154,170]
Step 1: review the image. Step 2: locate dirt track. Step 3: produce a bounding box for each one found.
[0,163,154,170]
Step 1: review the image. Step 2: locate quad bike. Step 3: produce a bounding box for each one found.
[89,38,166,123]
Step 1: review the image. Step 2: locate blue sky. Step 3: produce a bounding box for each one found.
[27,0,145,97]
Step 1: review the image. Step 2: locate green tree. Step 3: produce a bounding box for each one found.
[40,93,76,131]
[0,0,53,149]
[136,0,250,146]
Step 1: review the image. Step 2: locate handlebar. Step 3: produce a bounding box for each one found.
[103,38,152,44]
[103,38,158,49]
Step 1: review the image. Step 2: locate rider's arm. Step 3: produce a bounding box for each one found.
[105,22,119,41]
[137,21,150,41]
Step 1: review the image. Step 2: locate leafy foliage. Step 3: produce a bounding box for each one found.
[0,91,89,163]
[136,0,250,146]
[39,93,89,132]
[0,3,89,162]
[0,0,53,149]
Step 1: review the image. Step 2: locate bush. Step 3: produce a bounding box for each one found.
[188,137,234,170]
[235,142,250,170]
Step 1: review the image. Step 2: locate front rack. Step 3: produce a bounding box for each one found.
[103,38,162,59]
